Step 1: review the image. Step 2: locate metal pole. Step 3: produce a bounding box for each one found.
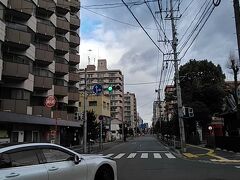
[83,68,87,153]
[170,0,186,152]
[233,0,240,61]
[100,119,103,149]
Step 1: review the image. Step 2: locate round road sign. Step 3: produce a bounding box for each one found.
[93,84,103,95]
[45,95,56,108]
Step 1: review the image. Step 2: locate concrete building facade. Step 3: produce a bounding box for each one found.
[0,0,81,146]
[79,59,124,122]
[124,92,137,130]
[164,85,176,121]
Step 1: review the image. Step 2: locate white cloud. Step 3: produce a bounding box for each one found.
[80,0,238,125]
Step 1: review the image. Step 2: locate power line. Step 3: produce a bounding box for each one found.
[121,0,165,54]
[81,7,158,30]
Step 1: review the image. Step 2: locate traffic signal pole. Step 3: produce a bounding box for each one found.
[170,0,186,152]
[83,68,87,153]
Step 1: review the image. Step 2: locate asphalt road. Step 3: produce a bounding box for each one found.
[102,135,240,180]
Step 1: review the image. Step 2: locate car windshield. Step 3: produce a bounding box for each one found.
[0,0,240,179]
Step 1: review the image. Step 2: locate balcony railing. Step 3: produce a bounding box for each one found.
[69,72,79,82]
[35,44,54,64]
[56,16,70,31]
[54,85,68,96]
[70,15,80,29]
[3,61,29,80]
[5,26,31,48]
[0,99,27,114]
[55,62,69,75]
[34,76,53,90]
[69,53,80,65]
[37,0,55,13]
[32,106,51,118]
[8,0,34,17]
[53,110,68,120]
[36,19,55,38]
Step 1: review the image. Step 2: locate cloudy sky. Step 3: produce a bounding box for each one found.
[79,0,238,125]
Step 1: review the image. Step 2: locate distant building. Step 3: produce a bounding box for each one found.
[152,101,160,125]
[79,59,124,122]
[164,85,177,121]
[124,92,138,131]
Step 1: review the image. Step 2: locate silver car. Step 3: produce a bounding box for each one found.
[0,143,117,180]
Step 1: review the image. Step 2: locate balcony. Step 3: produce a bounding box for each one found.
[69,53,80,65]
[7,0,34,18]
[37,0,55,14]
[54,85,68,96]
[3,61,29,80]
[0,99,27,114]
[56,17,70,32]
[32,106,51,118]
[69,72,79,82]
[53,110,68,120]
[35,44,54,65]
[68,92,79,102]
[56,37,69,54]
[70,15,80,30]
[70,33,80,47]
[56,0,70,14]
[36,19,55,40]
[34,76,53,90]
[5,26,31,49]
[70,0,80,13]
[55,62,69,75]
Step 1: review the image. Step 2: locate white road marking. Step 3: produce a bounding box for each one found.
[105,154,114,157]
[127,153,137,159]
[153,153,162,159]
[165,153,176,159]
[114,153,125,159]
[141,153,148,158]
[235,166,240,169]
[137,151,168,153]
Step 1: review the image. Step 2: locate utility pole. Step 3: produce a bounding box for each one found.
[83,68,87,153]
[170,0,186,152]
[233,0,240,61]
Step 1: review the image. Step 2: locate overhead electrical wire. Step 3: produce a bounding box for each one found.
[121,0,165,54]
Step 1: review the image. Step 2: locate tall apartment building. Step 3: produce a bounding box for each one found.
[152,100,160,125]
[79,59,124,122]
[124,92,137,130]
[0,0,81,146]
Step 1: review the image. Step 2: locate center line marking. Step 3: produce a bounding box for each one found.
[127,153,137,159]
[141,153,148,158]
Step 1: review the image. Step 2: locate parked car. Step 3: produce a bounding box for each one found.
[0,143,117,180]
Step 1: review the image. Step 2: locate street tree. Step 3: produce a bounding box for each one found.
[179,59,226,139]
[87,110,99,142]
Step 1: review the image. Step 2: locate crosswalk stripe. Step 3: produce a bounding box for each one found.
[235,166,240,169]
[114,153,125,159]
[127,153,137,159]
[165,153,176,159]
[141,153,148,158]
[153,153,162,159]
[105,154,114,157]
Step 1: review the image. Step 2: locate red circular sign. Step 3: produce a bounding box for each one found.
[45,96,56,108]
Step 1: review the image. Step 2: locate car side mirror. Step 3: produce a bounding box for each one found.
[74,155,81,165]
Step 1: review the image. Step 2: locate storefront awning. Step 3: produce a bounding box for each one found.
[0,112,82,128]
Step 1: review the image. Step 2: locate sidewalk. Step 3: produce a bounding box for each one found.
[182,144,240,163]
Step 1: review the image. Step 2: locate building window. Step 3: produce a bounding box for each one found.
[88,74,93,78]
[89,101,97,106]
[103,101,106,109]
[79,102,81,107]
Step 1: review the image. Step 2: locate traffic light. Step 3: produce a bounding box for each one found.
[107,85,121,92]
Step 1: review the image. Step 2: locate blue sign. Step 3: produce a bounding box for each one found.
[93,84,103,95]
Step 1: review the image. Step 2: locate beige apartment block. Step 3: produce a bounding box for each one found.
[79,59,124,122]
[0,0,81,146]
[79,94,111,119]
